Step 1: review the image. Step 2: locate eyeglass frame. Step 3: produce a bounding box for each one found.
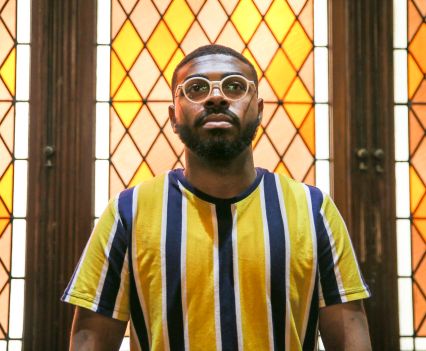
[174,74,257,103]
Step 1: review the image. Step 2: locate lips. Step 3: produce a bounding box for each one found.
[200,113,234,129]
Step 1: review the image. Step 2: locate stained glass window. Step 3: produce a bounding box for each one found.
[394,0,426,349]
[95,0,329,348]
[0,0,31,350]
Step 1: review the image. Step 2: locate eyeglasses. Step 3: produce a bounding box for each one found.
[175,75,256,103]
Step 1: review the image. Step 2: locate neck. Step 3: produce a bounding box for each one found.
[183,147,257,199]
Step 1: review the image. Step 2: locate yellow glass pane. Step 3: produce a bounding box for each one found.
[409,54,424,99]
[409,23,426,73]
[0,219,9,238]
[282,21,312,70]
[110,51,127,96]
[410,166,426,212]
[0,79,11,100]
[112,20,144,71]
[265,49,296,99]
[0,48,15,95]
[112,102,143,128]
[0,141,11,186]
[285,103,311,128]
[299,51,314,96]
[113,76,142,101]
[284,77,312,102]
[299,108,315,154]
[164,48,185,86]
[242,48,262,79]
[264,0,295,42]
[163,0,194,42]
[275,162,291,177]
[129,162,154,186]
[0,164,13,213]
[252,124,264,147]
[231,0,262,43]
[303,164,315,186]
[147,21,178,70]
[0,197,9,218]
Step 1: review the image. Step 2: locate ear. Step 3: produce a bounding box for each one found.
[257,98,264,124]
[168,104,177,133]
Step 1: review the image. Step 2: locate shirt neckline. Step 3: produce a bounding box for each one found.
[171,167,267,205]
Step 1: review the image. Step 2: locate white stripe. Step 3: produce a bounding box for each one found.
[93,197,120,306]
[131,185,152,347]
[320,208,346,302]
[274,174,291,350]
[112,249,129,319]
[300,185,318,344]
[232,206,244,351]
[161,173,171,351]
[179,184,190,351]
[259,181,274,351]
[211,205,222,351]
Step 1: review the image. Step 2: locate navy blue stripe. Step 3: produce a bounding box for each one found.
[119,187,150,350]
[302,275,319,351]
[165,174,185,351]
[216,203,238,351]
[263,173,286,351]
[308,186,341,305]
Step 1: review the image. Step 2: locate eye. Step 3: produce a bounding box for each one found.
[187,83,209,93]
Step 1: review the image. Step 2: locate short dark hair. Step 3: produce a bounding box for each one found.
[171,44,258,96]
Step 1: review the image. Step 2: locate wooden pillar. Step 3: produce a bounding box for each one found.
[25,0,96,349]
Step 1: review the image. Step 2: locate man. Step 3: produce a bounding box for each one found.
[63,44,372,350]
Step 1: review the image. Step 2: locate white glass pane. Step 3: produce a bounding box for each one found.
[396,219,411,276]
[16,45,30,101]
[314,0,328,46]
[315,104,329,159]
[17,0,31,43]
[415,338,426,350]
[8,341,22,351]
[119,337,130,351]
[398,278,414,335]
[394,105,409,161]
[0,341,6,351]
[12,160,28,217]
[393,0,407,49]
[314,47,328,103]
[395,162,410,218]
[11,219,26,278]
[316,160,330,194]
[400,337,414,351]
[97,0,111,45]
[9,279,25,338]
[96,103,110,159]
[95,160,109,217]
[14,103,29,159]
[96,46,111,102]
[394,50,408,104]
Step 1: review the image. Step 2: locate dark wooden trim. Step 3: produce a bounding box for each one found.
[330,0,399,349]
[25,0,96,349]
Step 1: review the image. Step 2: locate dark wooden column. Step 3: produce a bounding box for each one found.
[330,0,399,349]
[25,0,96,349]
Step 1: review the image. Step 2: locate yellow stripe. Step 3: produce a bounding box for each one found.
[70,198,119,309]
[134,175,166,350]
[235,188,270,350]
[279,176,315,349]
[185,191,217,350]
[321,195,368,298]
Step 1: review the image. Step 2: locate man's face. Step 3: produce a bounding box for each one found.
[169,54,263,162]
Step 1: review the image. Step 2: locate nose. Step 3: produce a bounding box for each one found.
[203,86,230,110]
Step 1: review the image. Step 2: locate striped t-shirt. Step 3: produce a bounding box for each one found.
[62,168,370,351]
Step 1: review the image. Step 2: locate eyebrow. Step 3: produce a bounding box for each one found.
[181,72,248,83]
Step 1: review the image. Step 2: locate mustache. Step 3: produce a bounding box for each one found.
[194,109,240,127]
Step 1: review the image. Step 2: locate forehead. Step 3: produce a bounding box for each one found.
[176,54,254,83]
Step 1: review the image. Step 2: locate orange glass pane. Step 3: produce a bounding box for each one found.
[283,135,313,180]
[299,51,314,96]
[410,166,426,212]
[130,49,161,98]
[164,48,184,86]
[131,0,161,42]
[110,165,125,196]
[111,0,127,39]
[413,0,426,16]
[162,121,184,154]
[145,133,177,175]
[110,51,127,96]
[128,106,160,156]
[408,53,423,99]
[299,108,315,154]
[413,80,426,103]
[411,138,426,184]
[410,111,424,154]
[253,135,280,170]
[414,219,426,241]
[412,225,426,269]
[0,48,16,95]
[252,124,264,148]
[266,106,295,154]
[265,49,296,99]
[120,0,138,14]
[248,23,278,71]
[1,0,16,38]
[197,0,228,42]
[0,140,11,178]
[413,282,426,333]
[164,0,194,42]
[264,0,295,42]
[111,134,142,185]
[415,196,426,218]
[112,20,144,71]
[0,282,10,336]
[242,48,262,80]
[298,0,313,40]
[146,21,178,70]
[408,0,423,41]
[216,22,245,52]
[287,0,306,15]
[110,108,126,153]
[180,22,209,55]
[412,105,426,129]
[282,21,312,70]
[303,164,315,186]
[409,23,426,73]
[231,0,262,43]
[0,21,14,66]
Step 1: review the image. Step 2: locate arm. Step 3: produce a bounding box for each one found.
[319,300,372,351]
[70,307,127,351]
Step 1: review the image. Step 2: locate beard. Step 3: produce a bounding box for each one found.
[176,115,259,162]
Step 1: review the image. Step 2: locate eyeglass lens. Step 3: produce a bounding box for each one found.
[183,76,248,102]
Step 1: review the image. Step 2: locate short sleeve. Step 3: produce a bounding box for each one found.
[61,195,130,321]
[316,194,371,308]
